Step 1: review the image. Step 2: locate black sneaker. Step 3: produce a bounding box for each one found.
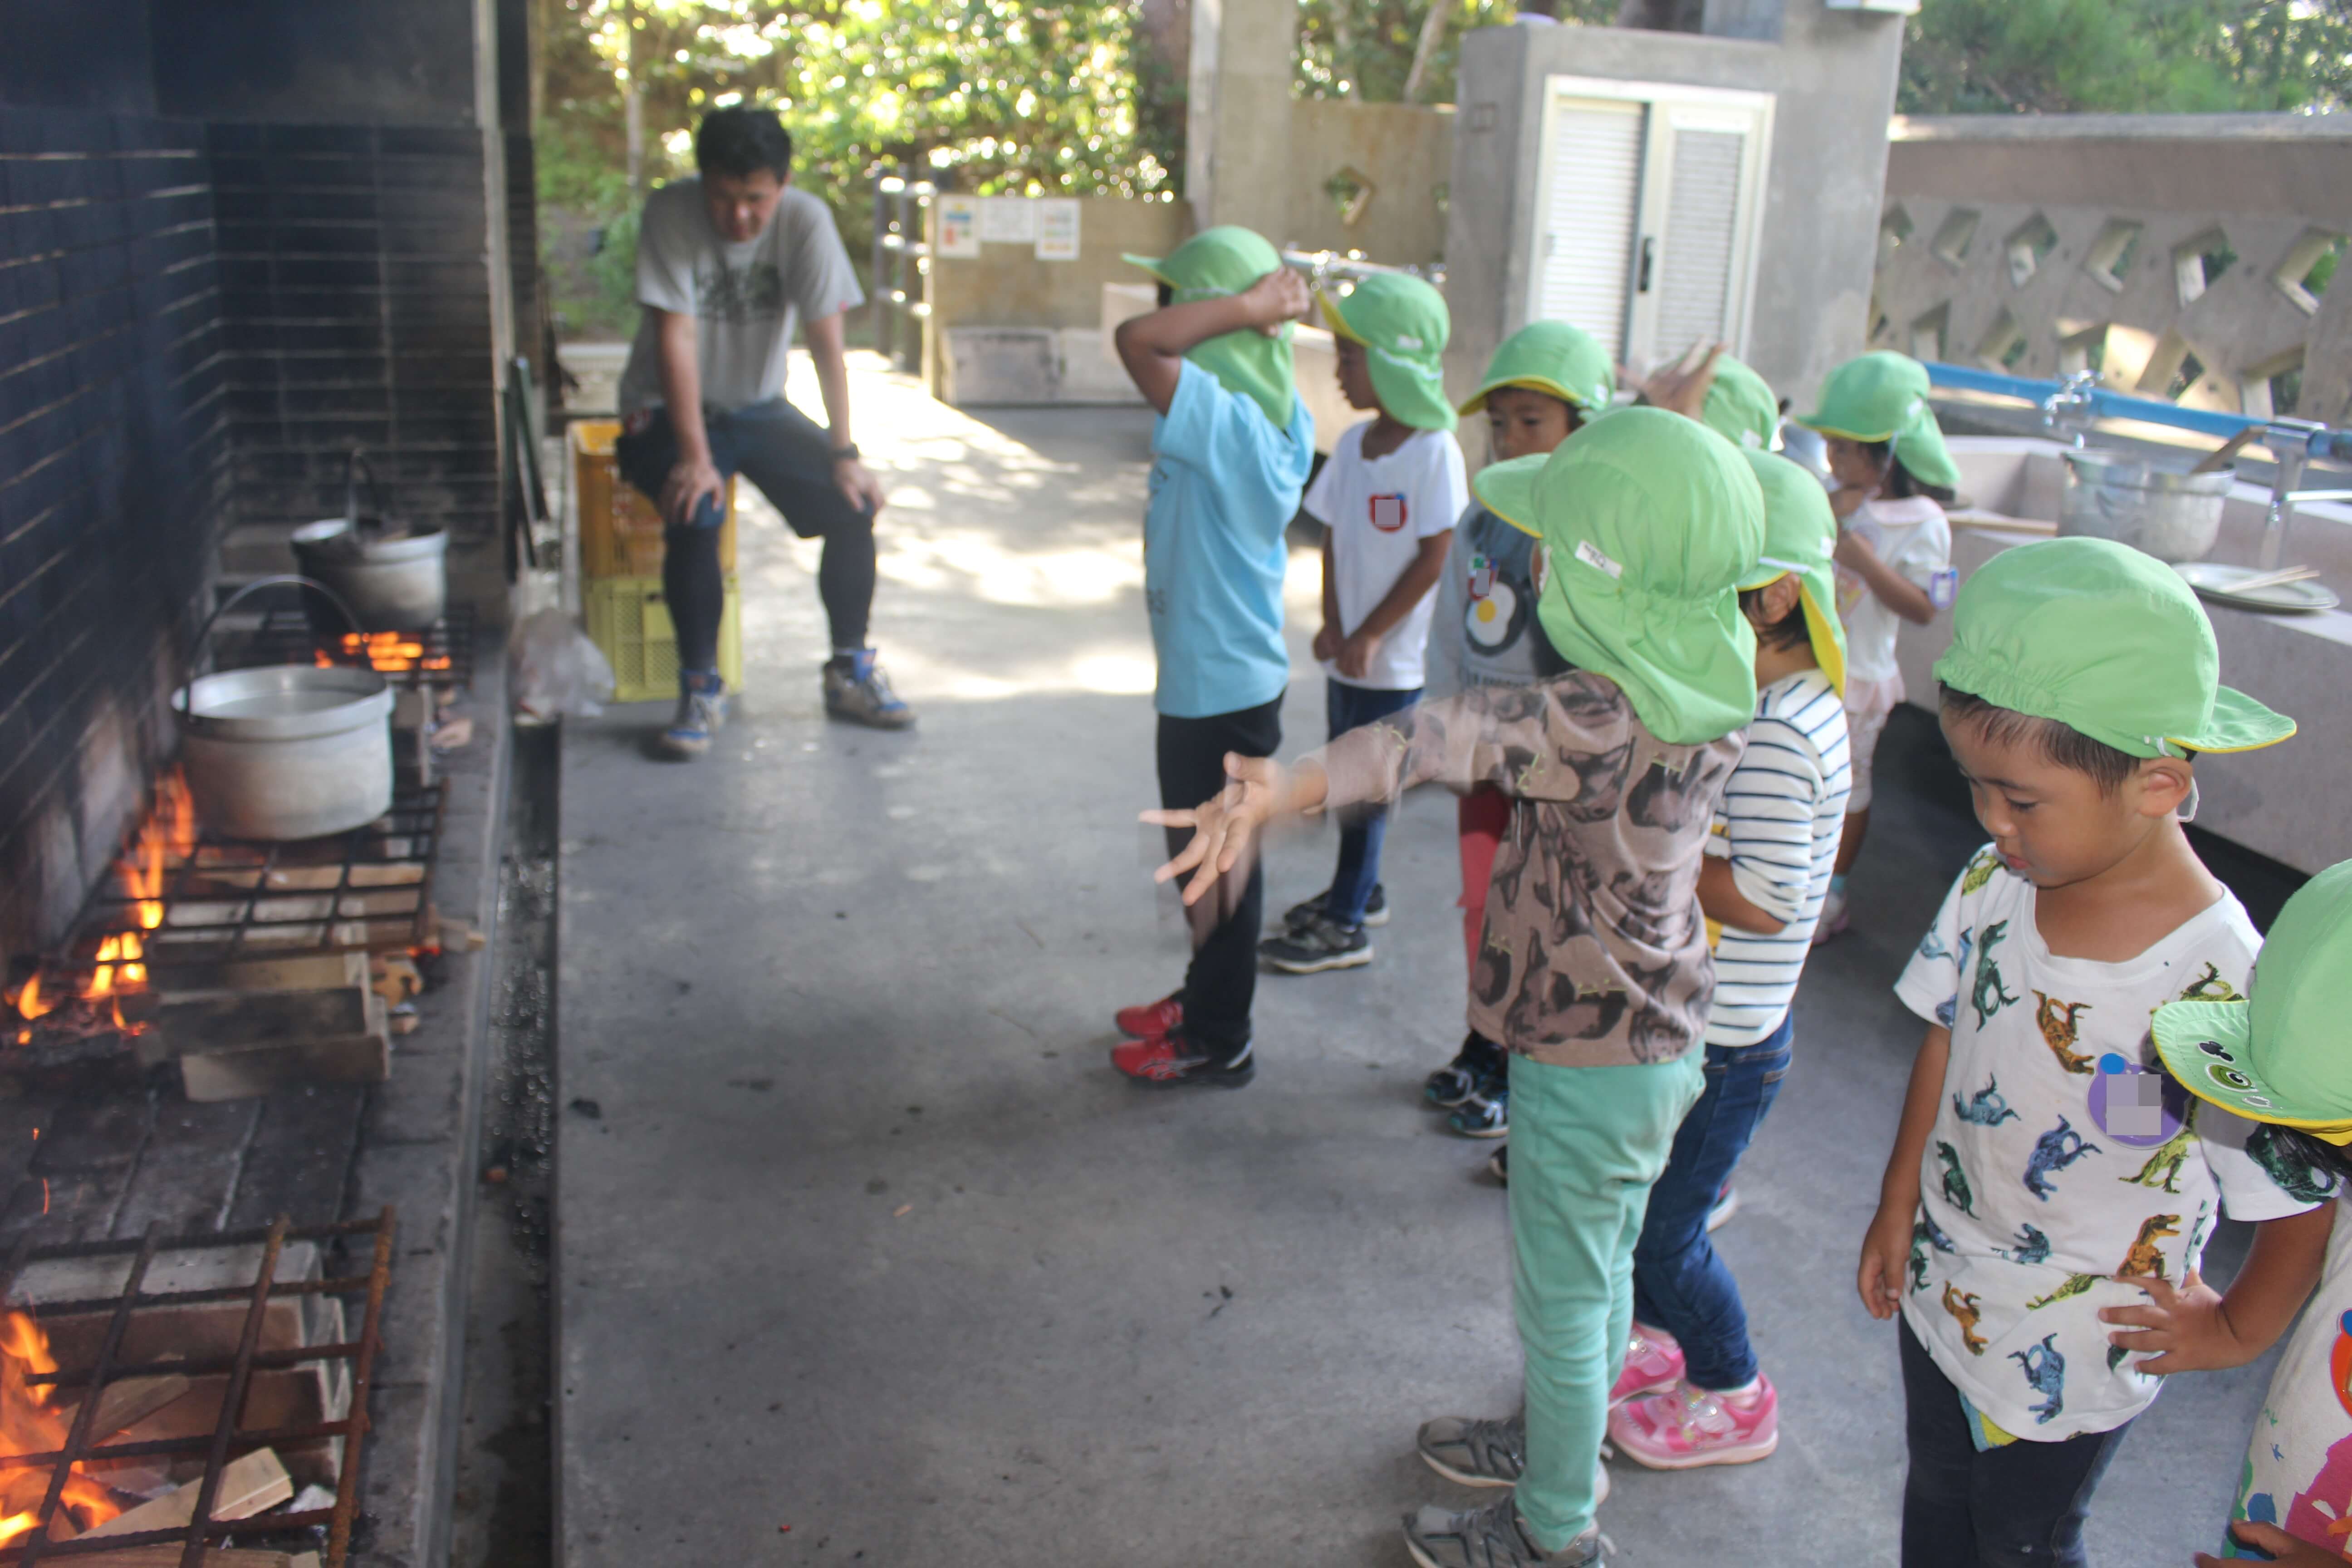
[1110,1034,1256,1089]
[1280,883,1388,931]
[1425,1032,1505,1108]
[1487,1144,1508,1185]
[1259,915,1372,974]
[1449,1081,1509,1139]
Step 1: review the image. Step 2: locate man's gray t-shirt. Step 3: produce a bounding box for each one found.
[617,178,865,417]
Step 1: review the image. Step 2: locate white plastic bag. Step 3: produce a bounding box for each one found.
[511,608,616,722]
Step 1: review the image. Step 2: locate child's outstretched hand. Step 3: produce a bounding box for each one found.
[2099,1270,2251,1373]
[1856,1203,1913,1321]
[1629,340,1728,421]
[1142,754,1292,907]
[2194,1518,2342,1566]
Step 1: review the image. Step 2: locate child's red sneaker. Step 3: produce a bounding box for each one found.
[1113,993,1184,1039]
[1109,1034,1254,1089]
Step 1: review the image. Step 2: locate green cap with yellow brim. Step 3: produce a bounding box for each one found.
[1736,450,1848,696]
[2152,859,2352,1144]
[1473,409,1764,745]
[1457,320,1614,418]
[1701,354,1780,452]
[1123,226,1298,429]
[1794,350,1959,491]
[1318,271,1456,432]
[1934,536,2296,760]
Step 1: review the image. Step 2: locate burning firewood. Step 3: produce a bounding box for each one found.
[82,1447,293,1539]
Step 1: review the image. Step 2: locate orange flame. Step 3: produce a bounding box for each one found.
[0,1312,125,1542]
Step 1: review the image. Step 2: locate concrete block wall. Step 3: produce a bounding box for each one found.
[0,104,234,958]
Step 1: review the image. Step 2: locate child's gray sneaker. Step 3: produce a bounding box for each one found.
[1259,914,1372,974]
[1418,1415,1526,1488]
[655,670,727,760]
[1403,1500,1604,1568]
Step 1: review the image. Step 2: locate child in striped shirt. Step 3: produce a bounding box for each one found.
[1605,449,1853,1470]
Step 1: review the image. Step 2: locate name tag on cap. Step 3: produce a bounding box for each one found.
[1573,539,1623,580]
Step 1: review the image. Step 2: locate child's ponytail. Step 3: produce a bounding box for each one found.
[1862,439,1956,505]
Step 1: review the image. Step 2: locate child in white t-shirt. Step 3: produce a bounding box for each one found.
[1794,352,1956,940]
[2137,859,2352,1567]
[1259,273,1466,976]
[1854,538,2328,1568]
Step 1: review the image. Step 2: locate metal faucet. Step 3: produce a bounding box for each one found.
[2040,370,2100,448]
[2257,418,2352,571]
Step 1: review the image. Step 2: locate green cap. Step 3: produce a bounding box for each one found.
[1795,350,1959,490]
[1457,320,1614,418]
[1473,408,1764,745]
[1318,272,1456,431]
[1124,227,1298,429]
[1700,354,1779,452]
[1934,536,2296,759]
[2153,860,2352,1144]
[1738,450,1848,696]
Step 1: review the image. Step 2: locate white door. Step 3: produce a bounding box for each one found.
[1530,97,1646,364]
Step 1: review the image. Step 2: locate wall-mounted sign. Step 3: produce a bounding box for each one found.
[935,196,981,259]
[1035,199,1081,262]
[978,197,1039,245]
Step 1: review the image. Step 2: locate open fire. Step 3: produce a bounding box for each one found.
[5,776,195,1049]
[312,631,454,676]
[0,1313,122,1544]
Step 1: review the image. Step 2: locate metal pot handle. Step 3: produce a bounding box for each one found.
[175,574,369,716]
[344,448,388,536]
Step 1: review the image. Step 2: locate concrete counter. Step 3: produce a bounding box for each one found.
[1893,436,2352,876]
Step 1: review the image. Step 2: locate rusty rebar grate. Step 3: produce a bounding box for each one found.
[227,607,477,693]
[0,1210,395,1566]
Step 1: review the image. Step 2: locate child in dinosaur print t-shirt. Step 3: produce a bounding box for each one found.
[1891,844,2325,1442]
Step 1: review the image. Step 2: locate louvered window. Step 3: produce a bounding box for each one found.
[1528,78,1774,372]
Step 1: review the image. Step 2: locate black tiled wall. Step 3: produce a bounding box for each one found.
[212,123,498,549]
[0,105,232,957]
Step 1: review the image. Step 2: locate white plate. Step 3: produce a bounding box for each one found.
[2173,562,2340,614]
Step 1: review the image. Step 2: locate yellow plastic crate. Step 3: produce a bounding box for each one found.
[570,419,737,578]
[584,575,744,704]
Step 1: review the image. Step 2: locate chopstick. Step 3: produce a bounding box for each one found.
[2221,564,2323,595]
[2192,426,2263,474]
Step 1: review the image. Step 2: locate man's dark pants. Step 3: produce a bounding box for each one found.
[1156,695,1283,1061]
[616,398,877,673]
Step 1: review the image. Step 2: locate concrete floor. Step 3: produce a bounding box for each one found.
[557,360,2279,1566]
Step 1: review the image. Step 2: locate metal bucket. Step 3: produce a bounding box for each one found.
[291,519,449,632]
[290,450,449,632]
[2058,450,2232,563]
[174,578,395,841]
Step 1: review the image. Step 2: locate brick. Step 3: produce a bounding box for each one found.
[110,1149,241,1239]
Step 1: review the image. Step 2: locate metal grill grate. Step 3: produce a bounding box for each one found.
[226,607,476,693]
[0,1210,394,1567]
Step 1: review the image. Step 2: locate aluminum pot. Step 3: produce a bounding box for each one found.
[291,519,448,632]
[174,577,394,841]
[2058,450,2232,564]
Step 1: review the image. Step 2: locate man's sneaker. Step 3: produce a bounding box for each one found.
[1488,1144,1508,1185]
[1259,915,1372,975]
[1606,1376,1779,1470]
[654,670,727,760]
[1608,1325,1685,1406]
[1705,1184,1740,1233]
[1425,1033,1505,1107]
[1110,1034,1254,1089]
[823,650,915,729]
[1404,1499,1605,1568]
[1450,1084,1509,1140]
[1114,993,1183,1039]
[1281,883,1389,930]
[1811,884,1849,945]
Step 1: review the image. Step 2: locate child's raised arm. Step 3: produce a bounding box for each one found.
[2098,1200,2335,1374]
[1858,1023,1951,1319]
[1114,268,1310,414]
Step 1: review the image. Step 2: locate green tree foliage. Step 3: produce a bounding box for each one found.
[1295,0,1612,102]
[1898,0,2352,115]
